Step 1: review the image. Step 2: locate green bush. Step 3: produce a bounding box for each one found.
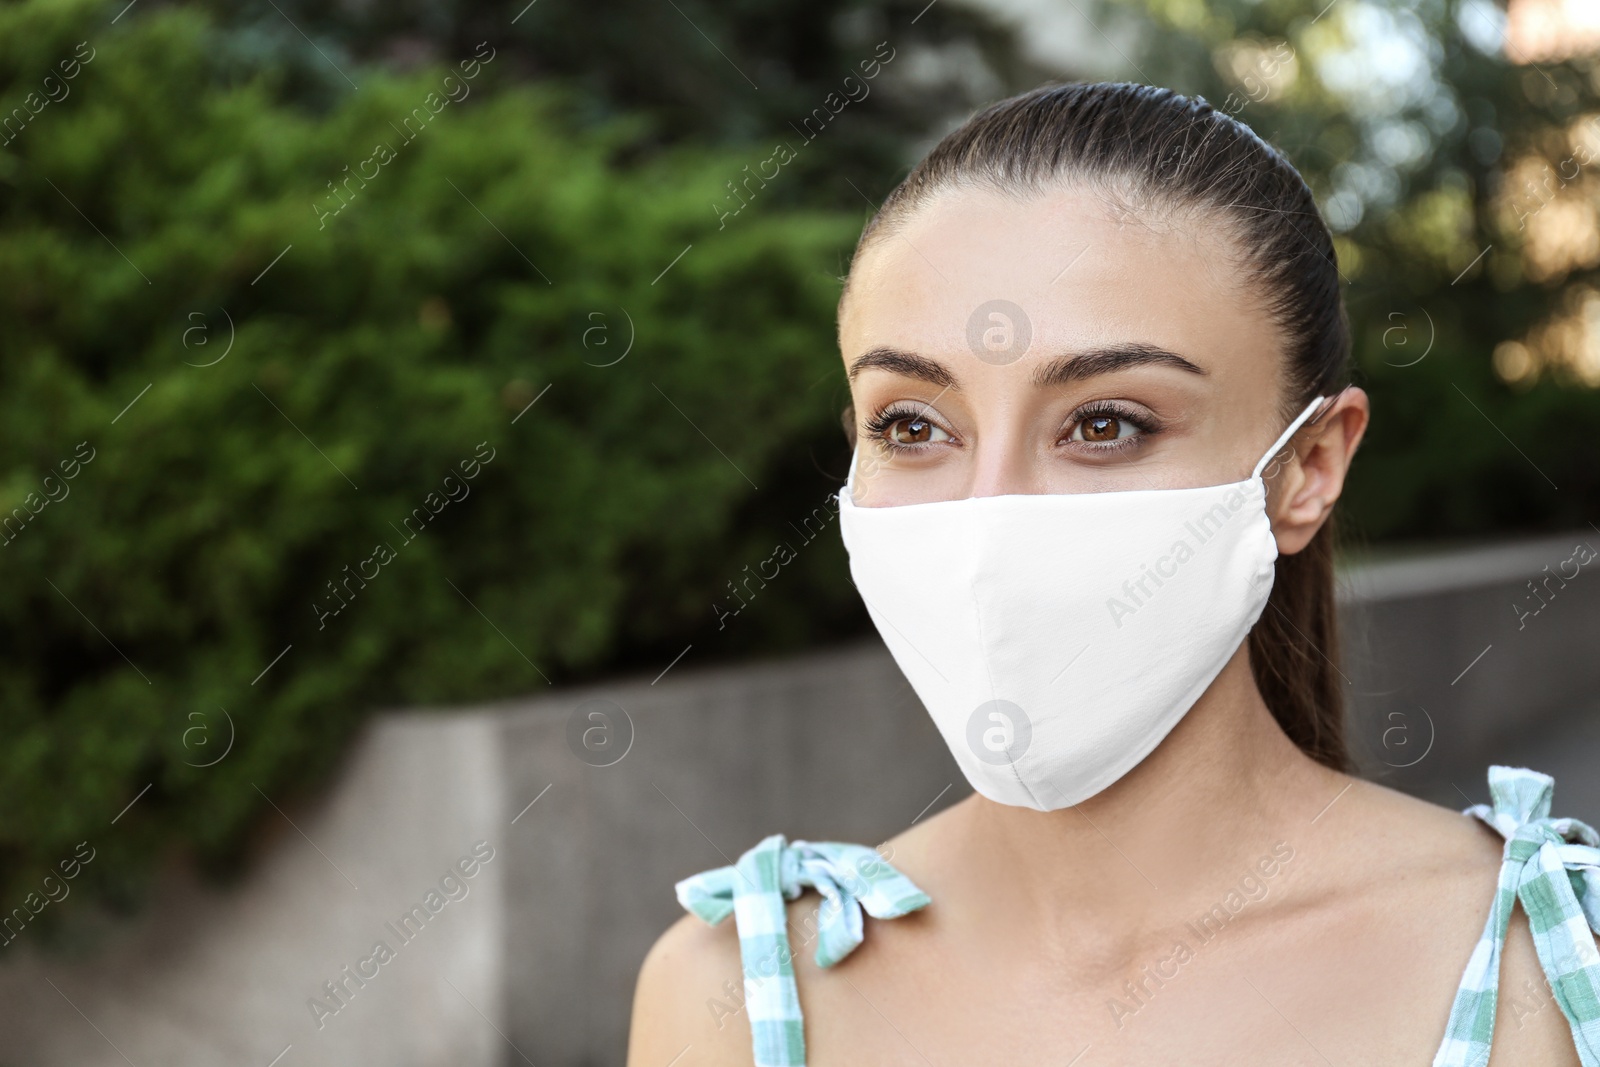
[0,0,861,930]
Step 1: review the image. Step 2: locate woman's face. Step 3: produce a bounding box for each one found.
[838,185,1338,515]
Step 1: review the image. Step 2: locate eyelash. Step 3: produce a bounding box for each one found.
[861,400,1159,455]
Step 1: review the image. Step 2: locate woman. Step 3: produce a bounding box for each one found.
[627,83,1600,1066]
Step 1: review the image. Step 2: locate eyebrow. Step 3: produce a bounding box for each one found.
[846,343,1208,389]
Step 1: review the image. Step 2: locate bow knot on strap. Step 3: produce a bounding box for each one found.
[1428,766,1600,1066]
[675,834,931,969]
[1468,765,1600,941]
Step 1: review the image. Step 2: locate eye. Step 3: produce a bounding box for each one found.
[1072,415,1137,443]
[1065,402,1156,451]
[863,403,952,450]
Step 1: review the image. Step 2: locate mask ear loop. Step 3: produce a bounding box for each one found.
[1250,393,1333,482]
[843,444,860,503]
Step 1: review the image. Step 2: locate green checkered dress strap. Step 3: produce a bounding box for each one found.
[675,834,931,1067]
[1433,765,1600,1066]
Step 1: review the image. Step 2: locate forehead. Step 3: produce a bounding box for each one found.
[839,185,1282,380]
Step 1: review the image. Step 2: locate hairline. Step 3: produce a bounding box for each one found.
[836,172,1272,345]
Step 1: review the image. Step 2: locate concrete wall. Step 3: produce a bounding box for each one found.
[1337,529,1600,815]
[0,714,509,1067]
[1,528,1596,1067]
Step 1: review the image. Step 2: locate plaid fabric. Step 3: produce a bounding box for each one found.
[1433,765,1600,1066]
[675,834,931,1067]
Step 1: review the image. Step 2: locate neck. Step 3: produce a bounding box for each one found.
[942,642,1346,944]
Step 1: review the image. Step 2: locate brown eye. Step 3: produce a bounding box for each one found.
[890,417,936,445]
[1067,408,1147,447]
[1081,416,1128,442]
[862,403,953,451]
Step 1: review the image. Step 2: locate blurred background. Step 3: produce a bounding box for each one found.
[2,0,1599,1063]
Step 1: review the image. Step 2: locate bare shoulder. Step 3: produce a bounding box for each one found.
[1334,776,1505,941]
[1346,775,1592,1065]
[626,911,753,1067]
[1341,774,1505,879]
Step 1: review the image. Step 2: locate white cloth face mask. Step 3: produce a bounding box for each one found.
[837,395,1329,811]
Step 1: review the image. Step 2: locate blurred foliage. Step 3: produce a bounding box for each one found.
[0,0,866,934]
[197,0,1044,215]
[1104,0,1600,542]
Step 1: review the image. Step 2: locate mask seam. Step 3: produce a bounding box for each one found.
[967,519,1048,811]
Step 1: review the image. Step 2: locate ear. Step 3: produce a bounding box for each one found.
[840,402,856,445]
[1268,388,1370,556]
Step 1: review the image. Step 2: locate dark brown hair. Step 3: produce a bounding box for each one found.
[841,81,1353,772]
